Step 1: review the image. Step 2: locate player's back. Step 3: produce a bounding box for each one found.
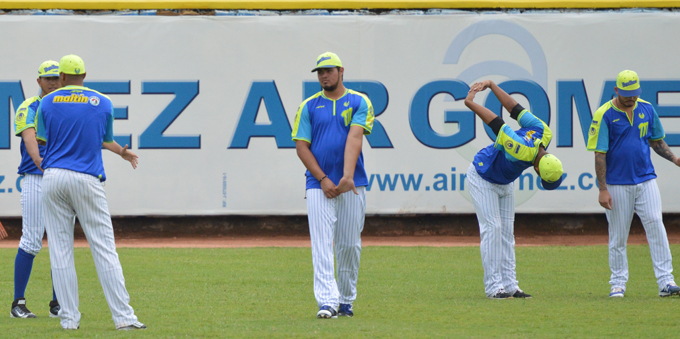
[37,86,113,181]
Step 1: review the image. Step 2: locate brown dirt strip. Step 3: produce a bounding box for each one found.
[2,234,680,248]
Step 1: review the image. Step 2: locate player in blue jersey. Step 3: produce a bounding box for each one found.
[292,52,374,318]
[11,60,61,319]
[464,80,564,299]
[36,55,145,330]
[587,70,680,298]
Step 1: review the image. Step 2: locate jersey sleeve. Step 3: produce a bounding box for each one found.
[103,100,114,143]
[291,101,312,143]
[517,109,544,129]
[586,105,610,152]
[493,125,538,162]
[14,99,36,136]
[650,106,665,141]
[36,103,47,143]
[350,93,374,135]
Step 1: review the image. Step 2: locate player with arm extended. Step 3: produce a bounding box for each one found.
[587,70,680,298]
[464,80,564,299]
[36,55,145,330]
[10,61,61,319]
[292,52,374,318]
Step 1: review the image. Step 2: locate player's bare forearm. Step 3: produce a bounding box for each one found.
[296,140,339,198]
[650,139,678,165]
[21,128,43,170]
[595,152,608,191]
[488,81,519,114]
[465,86,498,125]
[342,126,364,179]
[102,141,138,169]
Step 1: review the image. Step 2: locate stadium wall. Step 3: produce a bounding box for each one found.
[1,11,680,218]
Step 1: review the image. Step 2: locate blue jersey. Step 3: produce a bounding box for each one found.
[586,99,664,185]
[292,89,374,189]
[14,96,47,175]
[473,109,553,185]
[36,85,115,181]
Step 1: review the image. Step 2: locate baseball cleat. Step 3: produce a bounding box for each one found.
[9,298,37,318]
[488,289,513,299]
[10,298,37,318]
[511,289,532,298]
[117,321,147,330]
[609,287,625,298]
[338,303,353,317]
[316,305,338,319]
[49,300,60,318]
[659,282,680,297]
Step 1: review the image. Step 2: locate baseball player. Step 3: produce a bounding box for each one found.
[292,52,374,318]
[35,55,145,330]
[11,60,61,319]
[587,70,680,298]
[464,80,564,299]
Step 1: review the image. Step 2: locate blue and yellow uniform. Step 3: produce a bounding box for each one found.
[586,99,664,185]
[15,97,46,175]
[292,89,374,189]
[474,106,552,185]
[36,86,114,181]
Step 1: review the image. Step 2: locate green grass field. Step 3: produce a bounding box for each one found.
[1,244,679,338]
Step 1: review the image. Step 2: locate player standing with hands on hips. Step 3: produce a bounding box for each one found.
[464,80,564,299]
[11,60,61,319]
[36,55,145,330]
[587,70,680,298]
[292,52,374,318]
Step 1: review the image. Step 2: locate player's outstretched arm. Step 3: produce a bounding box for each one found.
[102,141,138,169]
[21,128,43,172]
[595,152,612,210]
[337,126,364,195]
[484,80,519,114]
[649,139,680,167]
[295,140,339,199]
[464,84,499,125]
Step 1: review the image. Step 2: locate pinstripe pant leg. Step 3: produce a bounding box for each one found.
[307,189,339,309]
[635,179,674,288]
[335,187,366,305]
[69,173,137,327]
[42,169,80,329]
[606,184,635,289]
[19,174,45,256]
[500,182,519,293]
[467,165,504,296]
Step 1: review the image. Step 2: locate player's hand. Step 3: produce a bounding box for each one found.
[337,177,358,195]
[34,157,44,173]
[599,190,612,210]
[320,177,339,199]
[119,145,139,169]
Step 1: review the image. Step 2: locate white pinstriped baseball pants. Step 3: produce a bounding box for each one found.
[467,164,519,297]
[42,168,138,329]
[19,174,45,256]
[606,179,675,290]
[307,187,365,309]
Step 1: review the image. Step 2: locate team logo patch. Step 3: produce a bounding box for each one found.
[89,96,100,106]
[589,127,596,136]
[505,141,514,149]
[17,112,24,120]
[639,112,644,119]
[344,101,349,107]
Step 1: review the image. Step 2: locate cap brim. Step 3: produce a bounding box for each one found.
[617,88,641,97]
[311,65,338,72]
[39,74,60,78]
[541,175,564,191]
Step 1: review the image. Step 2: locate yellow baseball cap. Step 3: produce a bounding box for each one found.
[311,52,342,72]
[59,54,86,75]
[538,154,564,190]
[616,70,641,97]
[38,60,60,77]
